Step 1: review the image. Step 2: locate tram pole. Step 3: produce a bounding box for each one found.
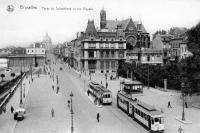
[181,82,185,121]
[20,65,23,105]
[70,92,74,133]
[147,65,149,89]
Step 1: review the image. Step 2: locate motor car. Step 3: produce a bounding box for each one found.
[14,108,26,121]
[4,68,11,73]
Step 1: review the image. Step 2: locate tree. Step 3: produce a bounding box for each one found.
[11,73,15,80]
[0,74,5,81]
[185,22,200,92]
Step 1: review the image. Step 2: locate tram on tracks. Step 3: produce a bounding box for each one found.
[87,81,112,105]
[117,80,164,132]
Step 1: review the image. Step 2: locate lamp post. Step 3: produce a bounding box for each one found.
[147,65,149,89]
[105,72,108,88]
[70,92,74,133]
[181,82,185,121]
[20,65,23,105]
[23,83,25,98]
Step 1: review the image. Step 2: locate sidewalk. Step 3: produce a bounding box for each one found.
[0,73,32,133]
[13,73,70,133]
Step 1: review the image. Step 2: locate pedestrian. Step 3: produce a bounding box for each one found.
[97,113,100,122]
[106,82,108,88]
[68,100,70,108]
[11,106,14,113]
[51,108,54,117]
[52,85,54,90]
[56,86,59,94]
[178,126,183,133]
[185,101,188,108]
[168,101,172,108]
[101,81,102,84]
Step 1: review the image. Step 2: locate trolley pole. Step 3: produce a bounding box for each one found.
[70,92,74,133]
[181,82,185,121]
[147,65,149,89]
[20,65,23,105]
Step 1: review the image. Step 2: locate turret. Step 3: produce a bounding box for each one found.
[100,8,106,29]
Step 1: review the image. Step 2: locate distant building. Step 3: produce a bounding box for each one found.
[0,58,8,68]
[26,42,46,55]
[42,33,53,54]
[170,37,183,61]
[126,48,163,65]
[152,34,173,64]
[180,38,192,59]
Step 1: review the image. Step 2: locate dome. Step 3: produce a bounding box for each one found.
[43,33,52,42]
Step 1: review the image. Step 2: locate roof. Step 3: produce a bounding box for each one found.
[121,80,143,85]
[118,92,163,116]
[106,18,147,33]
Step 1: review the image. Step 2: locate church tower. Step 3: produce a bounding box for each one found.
[100,8,106,29]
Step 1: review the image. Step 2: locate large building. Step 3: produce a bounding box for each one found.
[152,34,173,64]
[79,9,151,73]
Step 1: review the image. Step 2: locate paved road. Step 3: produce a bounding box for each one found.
[13,58,146,133]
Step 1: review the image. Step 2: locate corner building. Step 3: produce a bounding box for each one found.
[81,9,150,73]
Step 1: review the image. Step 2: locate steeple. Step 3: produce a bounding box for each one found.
[100,8,106,29]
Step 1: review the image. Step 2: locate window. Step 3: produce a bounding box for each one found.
[99,43,103,48]
[154,118,159,123]
[100,61,104,69]
[106,61,109,69]
[89,51,94,58]
[106,51,109,58]
[119,51,124,58]
[111,61,115,69]
[119,44,124,48]
[100,51,104,58]
[105,43,109,48]
[111,51,115,58]
[147,55,150,61]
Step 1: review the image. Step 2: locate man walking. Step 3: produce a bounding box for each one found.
[97,113,100,122]
[51,108,55,117]
[168,101,172,108]
[11,106,14,113]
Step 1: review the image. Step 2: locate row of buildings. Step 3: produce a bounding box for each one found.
[54,9,192,74]
[0,33,52,69]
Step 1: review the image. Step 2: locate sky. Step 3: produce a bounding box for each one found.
[0,0,200,48]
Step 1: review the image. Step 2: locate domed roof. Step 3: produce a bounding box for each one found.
[43,33,52,42]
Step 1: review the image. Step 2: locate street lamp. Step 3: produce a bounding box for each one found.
[147,65,150,89]
[181,82,185,121]
[23,83,25,98]
[105,72,108,88]
[20,65,23,105]
[70,92,74,133]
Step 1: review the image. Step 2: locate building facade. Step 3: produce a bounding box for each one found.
[78,9,151,73]
[126,48,163,65]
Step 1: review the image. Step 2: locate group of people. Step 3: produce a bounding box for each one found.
[168,100,188,108]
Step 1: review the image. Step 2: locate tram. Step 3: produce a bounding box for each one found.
[117,80,164,132]
[88,81,112,105]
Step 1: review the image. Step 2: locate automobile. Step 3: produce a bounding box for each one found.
[5,68,11,73]
[14,108,26,121]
